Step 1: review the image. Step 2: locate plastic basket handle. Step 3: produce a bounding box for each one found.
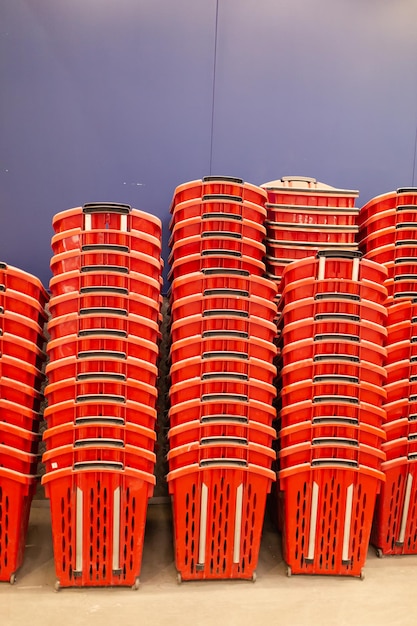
[80,286,129,296]
[81,244,129,253]
[76,372,126,382]
[83,203,131,214]
[396,222,417,229]
[80,306,128,317]
[396,203,417,212]
[314,313,360,323]
[203,309,249,318]
[313,354,360,363]
[73,460,124,471]
[74,438,124,448]
[313,374,359,385]
[394,292,417,299]
[200,436,248,446]
[203,288,249,298]
[76,393,125,404]
[78,329,127,338]
[407,453,417,462]
[81,265,128,274]
[201,415,248,424]
[202,212,242,221]
[311,458,358,468]
[313,395,359,405]
[201,231,242,240]
[75,416,125,426]
[202,393,248,403]
[77,350,126,360]
[199,458,248,468]
[202,330,249,339]
[316,250,361,282]
[315,292,360,302]
[0,306,4,314]
[201,372,248,381]
[312,416,359,426]
[202,268,249,277]
[280,175,317,183]
[312,437,359,447]
[203,175,244,184]
[314,333,360,343]
[202,350,248,360]
[202,193,243,203]
[201,249,242,257]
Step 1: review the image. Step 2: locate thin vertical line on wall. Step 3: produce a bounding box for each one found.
[209,0,220,175]
[412,121,417,185]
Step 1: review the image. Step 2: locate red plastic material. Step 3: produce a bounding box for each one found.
[168,234,266,268]
[171,292,277,325]
[170,270,277,303]
[280,379,386,411]
[167,461,274,580]
[0,378,41,413]
[279,398,386,430]
[49,268,162,300]
[169,354,276,387]
[169,215,266,248]
[170,312,277,345]
[167,439,275,472]
[170,195,267,228]
[47,333,159,364]
[0,421,40,454]
[43,441,156,475]
[52,203,162,239]
[45,354,158,387]
[0,469,37,582]
[0,399,42,433]
[42,464,154,587]
[50,247,163,278]
[0,262,49,309]
[279,357,386,390]
[171,177,267,209]
[43,420,156,453]
[384,417,417,442]
[0,444,38,475]
[0,332,46,371]
[278,461,383,576]
[280,277,387,308]
[48,290,162,323]
[280,295,387,328]
[266,241,359,267]
[0,309,46,348]
[278,439,385,471]
[168,419,276,450]
[0,354,44,391]
[168,396,276,428]
[51,227,162,258]
[43,397,157,431]
[266,222,358,246]
[261,176,358,208]
[358,191,397,228]
[169,376,277,408]
[168,251,266,281]
[266,203,359,227]
[372,456,417,555]
[0,288,48,326]
[279,419,385,450]
[280,317,387,348]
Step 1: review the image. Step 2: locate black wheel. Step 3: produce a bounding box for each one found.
[132,578,140,590]
[54,580,61,592]
[376,548,384,559]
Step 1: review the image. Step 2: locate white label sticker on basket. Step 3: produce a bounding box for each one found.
[51,462,58,469]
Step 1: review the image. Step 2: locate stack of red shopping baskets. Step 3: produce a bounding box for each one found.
[276,250,388,578]
[42,203,162,589]
[360,187,417,555]
[0,262,48,583]
[167,176,278,581]
[261,176,359,295]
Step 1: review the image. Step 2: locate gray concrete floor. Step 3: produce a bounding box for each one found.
[1,501,417,626]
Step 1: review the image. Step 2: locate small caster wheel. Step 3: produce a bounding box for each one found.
[132,578,140,590]
[360,570,365,581]
[9,574,16,585]
[286,566,292,578]
[54,580,61,592]
[176,572,182,585]
[376,548,384,559]
[251,571,257,583]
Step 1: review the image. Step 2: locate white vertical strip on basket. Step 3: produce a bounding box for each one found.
[342,484,354,562]
[233,483,244,563]
[112,486,121,571]
[398,473,413,545]
[198,483,208,566]
[307,481,319,561]
[75,486,83,573]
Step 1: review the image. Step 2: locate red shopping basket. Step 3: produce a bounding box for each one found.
[279,378,386,411]
[45,353,158,387]
[0,354,44,391]
[171,176,267,209]
[261,176,359,208]
[45,376,158,410]
[280,276,387,309]
[168,251,266,281]
[170,194,267,228]
[52,203,162,239]
[0,398,42,433]
[43,420,156,453]
[372,455,417,555]
[266,221,358,246]
[168,233,266,267]
[42,462,154,588]
[167,460,274,580]
[0,309,46,348]
[0,377,41,413]
[169,354,276,387]
[170,311,277,345]
[279,357,386,390]
[0,468,37,583]
[279,397,386,430]
[170,293,277,326]
[47,309,161,344]
[278,460,384,577]
[169,376,277,408]
[169,214,266,248]
[279,419,385,450]
[168,418,275,450]
[47,332,159,364]
[0,421,40,454]
[49,267,162,300]
[266,203,359,227]
[48,289,162,323]
[51,227,162,259]
[50,247,163,278]
[279,316,387,349]
[358,191,397,228]
[0,288,48,327]
[0,443,39,475]
[43,397,157,431]
[280,295,387,328]
[278,439,385,472]
[170,333,277,367]
[170,269,277,303]
[168,396,276,428]
[0,332,46,371]
[266,240,359,265]
[0,262,49,309]
[167,438,275,472]
[382,436,417,462]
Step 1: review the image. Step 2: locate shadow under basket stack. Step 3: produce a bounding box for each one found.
[167,176,278,581]
[41,203,163,589]
[261,175,359,296]
[275,251,388,578]
[360,187,417,555]
[0,262,48,583]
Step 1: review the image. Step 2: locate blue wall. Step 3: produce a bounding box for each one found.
[1,0,417,289]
